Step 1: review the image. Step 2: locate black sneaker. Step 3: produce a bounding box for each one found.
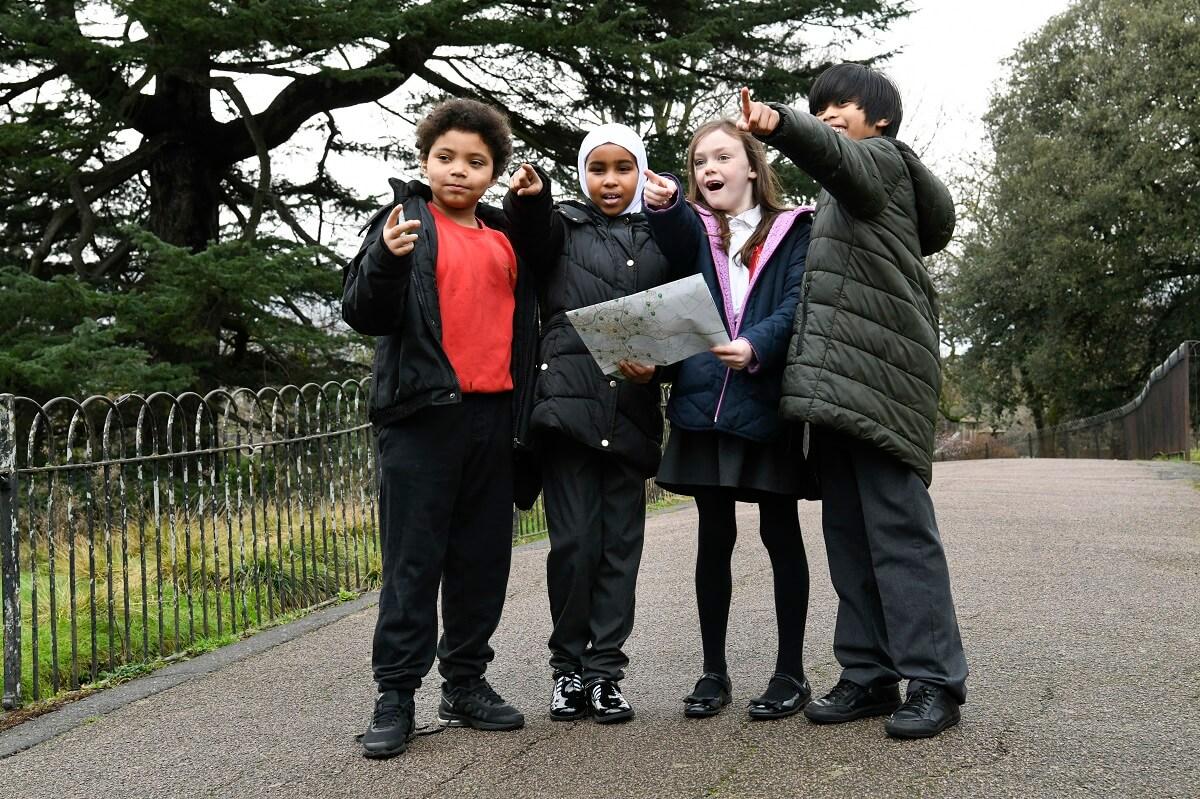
[438,679,525,731]
[885,685,961,739]
[803,678,902,724]
[586,678,634,724]
[550,670,587,721]
[361,690,416,759]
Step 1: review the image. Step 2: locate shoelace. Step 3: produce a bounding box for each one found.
[903,686,939,714]
[373,697,402,727]
[825,679,859,703]
[469,681,503,706]
[591,682,626,709]
[556,673,581,695]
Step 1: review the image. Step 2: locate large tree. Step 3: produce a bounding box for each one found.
[941,0,1200,428]
[0,0,907,399]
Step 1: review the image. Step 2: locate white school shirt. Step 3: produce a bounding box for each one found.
[727,205,762,315]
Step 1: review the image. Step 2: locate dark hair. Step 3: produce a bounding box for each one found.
[415,98,512,177]
[685,120,789,265]
[808,63,903,137]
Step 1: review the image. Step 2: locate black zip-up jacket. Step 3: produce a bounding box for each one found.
[342,179,541,508]
[504,171,678,478]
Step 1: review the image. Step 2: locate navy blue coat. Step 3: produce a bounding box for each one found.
[646,177,812,442]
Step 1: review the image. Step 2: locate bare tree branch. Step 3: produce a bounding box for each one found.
[0,66,67,105]
[212,77,271,242]
[67,174,97,278]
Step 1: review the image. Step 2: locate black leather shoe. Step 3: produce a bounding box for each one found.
[438,679,525,730]
[683,672,732,718]
[885,685,961,739]
[550,670,587,721]
[586,678,635,723]
[361,690,416,759]
[803,678,902,724]
[747,673,811,720]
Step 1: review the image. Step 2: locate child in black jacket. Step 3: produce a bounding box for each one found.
[504,123,676,723]
[342,99,539,759]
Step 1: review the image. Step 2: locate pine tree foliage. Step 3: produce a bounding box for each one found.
[0,0,907,399]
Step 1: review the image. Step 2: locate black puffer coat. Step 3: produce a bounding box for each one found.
[504,174,679,478]
[761,104,956,485]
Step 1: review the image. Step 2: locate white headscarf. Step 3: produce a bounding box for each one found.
[576,123,649,215]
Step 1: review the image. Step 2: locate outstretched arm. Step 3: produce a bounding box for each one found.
[642,170,705,280]
[737,87,895,219]
[502,163,562,278]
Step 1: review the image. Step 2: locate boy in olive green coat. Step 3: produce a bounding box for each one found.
[740,64,968,739]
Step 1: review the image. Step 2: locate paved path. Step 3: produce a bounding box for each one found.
[3,459,1198,798]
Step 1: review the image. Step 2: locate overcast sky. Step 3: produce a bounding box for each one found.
[871,0,1076,171]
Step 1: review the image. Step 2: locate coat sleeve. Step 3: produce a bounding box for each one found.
[759,104,900,219]
[643,174,705,280]
[341,204,414,336]
[735,222,809,373]
[502,166,564,280]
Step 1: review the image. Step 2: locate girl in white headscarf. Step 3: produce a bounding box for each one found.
[504,124,685,724]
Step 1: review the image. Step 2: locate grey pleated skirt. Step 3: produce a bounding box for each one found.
[655,424,817,501]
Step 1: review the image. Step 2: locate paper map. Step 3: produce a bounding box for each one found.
[566,274,730,376]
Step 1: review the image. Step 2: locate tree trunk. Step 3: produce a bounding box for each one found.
[146,143,220,251]
[145,75,220,251]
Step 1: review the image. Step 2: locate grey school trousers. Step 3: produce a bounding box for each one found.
[541,433,646,684]
[815,428,969,703]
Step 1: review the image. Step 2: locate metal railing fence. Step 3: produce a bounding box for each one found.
[0,381,386,708]
[0,380,680,708]
[936,341,1198,462]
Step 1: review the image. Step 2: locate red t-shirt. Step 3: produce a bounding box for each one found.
[430,203,517,393]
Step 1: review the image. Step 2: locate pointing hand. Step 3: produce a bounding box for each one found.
[736,87,780,135]
[382,204,420,257]
[642,169,677,209]
[509,163,543,196]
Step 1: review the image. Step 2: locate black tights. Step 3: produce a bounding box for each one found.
[693,490,809,681]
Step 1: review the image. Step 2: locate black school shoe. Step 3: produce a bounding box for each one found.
[585,678,635,723]
[683,672,732,718]
[438,678,525,731]
[550,670,587,721]
[361,690,416,759]
[747,673,812,720]
[885,685,961,739]
[803,678,902,724]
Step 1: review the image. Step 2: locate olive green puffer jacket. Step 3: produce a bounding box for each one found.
[762,104,955,485]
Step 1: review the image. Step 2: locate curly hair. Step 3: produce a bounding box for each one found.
[415,98,513,178]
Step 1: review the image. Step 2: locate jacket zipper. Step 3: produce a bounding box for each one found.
[713,367,733,423]
[409,201,461,403]
[713,258,751,426]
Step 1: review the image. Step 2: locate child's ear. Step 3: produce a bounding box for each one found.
[748,170,757,179]
[874,118,890,133]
